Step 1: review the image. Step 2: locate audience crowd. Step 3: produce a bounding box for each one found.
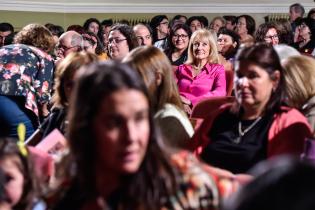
[1,2,315,210]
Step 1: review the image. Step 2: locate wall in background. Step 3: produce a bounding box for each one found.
[0,0,314,30]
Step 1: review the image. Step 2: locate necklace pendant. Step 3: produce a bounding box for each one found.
[233,136,241,144]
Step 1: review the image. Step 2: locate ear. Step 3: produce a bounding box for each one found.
[271,70,280,90]
[232,41,237,48]
[156,72,162,87]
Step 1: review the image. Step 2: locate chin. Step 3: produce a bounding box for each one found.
[120,163,141,174]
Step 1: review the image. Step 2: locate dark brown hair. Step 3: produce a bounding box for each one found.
[235,43,285,114]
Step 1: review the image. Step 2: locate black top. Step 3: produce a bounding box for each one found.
[168,51,188,67]
[40,108,67,138]
[200,110,274,174]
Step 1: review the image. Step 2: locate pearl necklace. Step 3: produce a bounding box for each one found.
[233,116,262,144]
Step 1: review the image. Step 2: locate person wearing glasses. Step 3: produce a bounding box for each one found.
[164,22,192,67]
[150,15,170,50]
[176,29,226,114]
[0,24,55,138]
[108,24,138,60]
[133,23,153,46]
[56,31,83,62]
[255,22,280,46]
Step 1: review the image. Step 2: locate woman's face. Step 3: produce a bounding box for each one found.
[83,40,96,54]
[172,28,189,51]
[88,22,99,35]
[264,28,279,46]
[211,19,224,33]
[217,34,235,55]
[235,61,279,113]
[192,37,210,61]
[298,23,311,40]
[190,20,202,32]
[236,17,248,36]
[108,30,130,60]
[0,157,24,207]
[93,89,150,175]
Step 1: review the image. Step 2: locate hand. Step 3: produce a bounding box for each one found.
[183,104,192,115]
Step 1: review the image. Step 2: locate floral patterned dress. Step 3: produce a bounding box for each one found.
[0,44,54,117]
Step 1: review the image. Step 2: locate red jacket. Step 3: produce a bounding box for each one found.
[190,105,313,158]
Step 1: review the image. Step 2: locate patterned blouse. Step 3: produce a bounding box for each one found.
[0,44,54,117]
[78,151,238,210]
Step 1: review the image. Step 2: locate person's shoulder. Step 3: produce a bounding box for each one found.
[170,151,220,208]
[273,106,311,127]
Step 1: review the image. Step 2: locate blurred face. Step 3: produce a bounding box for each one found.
[157,19,169,37]
[235,61,279,113]
[88,22,99,35]
[264,28,279,46]
[172,28,189,51]
[236,17,247,36]
[225,20,236,31]
[190,20,202,32]
[192,38,210,61]
[0,31,12,47]
[289,8,300,22]
[83,40,96,54]
[211,19,224,33]
[56,35,80,58]
[217,34,235,55]
[134,25,152,46]
[0,157,24,207]
[108,30,130,60]
[102,25,112,47]
[298,23,311,40]
[93,89,150,175]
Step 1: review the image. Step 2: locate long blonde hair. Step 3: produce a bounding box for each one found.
[283,55,315,108]
[186,29,219,65]
[123,46,183,112]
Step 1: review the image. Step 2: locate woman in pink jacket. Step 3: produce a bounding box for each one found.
[176,29,226,114]
[191,43,312,174]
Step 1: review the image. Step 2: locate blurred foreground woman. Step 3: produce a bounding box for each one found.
[54,61,224,210]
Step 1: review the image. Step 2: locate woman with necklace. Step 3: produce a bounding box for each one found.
[176,29,226,114]
[190,43,312,174]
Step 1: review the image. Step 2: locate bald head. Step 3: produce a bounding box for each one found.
[133,24,152,46]
[57,30,83,58]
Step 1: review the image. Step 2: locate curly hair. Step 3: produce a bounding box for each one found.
[14,23,55,53]
[255,22,279,43]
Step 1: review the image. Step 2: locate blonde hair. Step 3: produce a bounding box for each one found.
[283,55,315,108]
[186,29,219,65]
[123,46,183,111]
[51,52,98,108]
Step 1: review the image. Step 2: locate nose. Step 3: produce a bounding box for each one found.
[123,121,138,143]
[236,77,249,88]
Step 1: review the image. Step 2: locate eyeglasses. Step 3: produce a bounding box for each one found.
[264,34,279,40]
[173,34,189,39]
[55,44,79,51]
[108,38,127,45]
